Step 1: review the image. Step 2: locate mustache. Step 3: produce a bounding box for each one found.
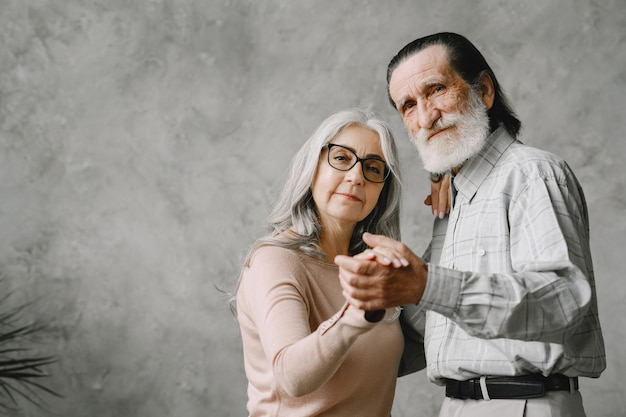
[416,114,461,141]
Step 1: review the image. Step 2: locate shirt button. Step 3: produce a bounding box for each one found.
[478,248,486,256]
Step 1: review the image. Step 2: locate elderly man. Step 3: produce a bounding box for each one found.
[335,32,605,417]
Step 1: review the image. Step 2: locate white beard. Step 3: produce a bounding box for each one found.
[410,89,491,174]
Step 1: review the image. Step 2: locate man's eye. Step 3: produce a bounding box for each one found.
[401,102,415,113]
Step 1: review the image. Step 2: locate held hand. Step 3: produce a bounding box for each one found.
[424,173,451,219]
[334,233,428,310]
[361,233,417,270]
[353,248,408,268]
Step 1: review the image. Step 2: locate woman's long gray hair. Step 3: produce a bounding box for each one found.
[244,108,402,266]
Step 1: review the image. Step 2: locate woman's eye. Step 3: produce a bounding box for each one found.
[365,161,385,174]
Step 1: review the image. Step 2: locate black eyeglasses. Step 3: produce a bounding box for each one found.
[325,143,390,183]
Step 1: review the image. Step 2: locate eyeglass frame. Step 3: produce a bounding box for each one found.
[324,143,390,183]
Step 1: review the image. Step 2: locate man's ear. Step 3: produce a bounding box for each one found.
[479,71,495,110]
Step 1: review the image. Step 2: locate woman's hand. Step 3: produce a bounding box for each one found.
[354,232,411,269]
[424,173,451,219]
[354,247,408,269]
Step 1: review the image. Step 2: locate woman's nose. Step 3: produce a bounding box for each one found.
[345,162,365,184]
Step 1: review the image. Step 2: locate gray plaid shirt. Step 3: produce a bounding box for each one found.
[401,127,606,384]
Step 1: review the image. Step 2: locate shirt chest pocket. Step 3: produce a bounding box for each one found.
[449,202,512,272]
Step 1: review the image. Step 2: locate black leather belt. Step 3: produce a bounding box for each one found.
[445,374,578,400]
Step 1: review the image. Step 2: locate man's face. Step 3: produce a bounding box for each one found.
[388,44,491,173]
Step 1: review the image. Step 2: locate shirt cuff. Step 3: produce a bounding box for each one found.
[417,263,464,317]
[319,302,378,335]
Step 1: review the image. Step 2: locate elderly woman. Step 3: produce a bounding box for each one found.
[236,108,405,416]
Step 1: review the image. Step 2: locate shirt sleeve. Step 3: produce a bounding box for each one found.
[241,247,380,397]
[420,165,593,344]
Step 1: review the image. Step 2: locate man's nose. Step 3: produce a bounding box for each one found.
[417,99,440,130]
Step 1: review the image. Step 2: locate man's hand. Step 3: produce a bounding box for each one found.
[334,233,428,311]
[424,173,451,219]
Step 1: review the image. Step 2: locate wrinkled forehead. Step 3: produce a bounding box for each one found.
[388,45,459,101]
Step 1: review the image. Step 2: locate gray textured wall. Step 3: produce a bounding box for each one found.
[1,1,624,416]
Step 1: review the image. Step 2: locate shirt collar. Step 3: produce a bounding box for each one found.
[453,126,517,203]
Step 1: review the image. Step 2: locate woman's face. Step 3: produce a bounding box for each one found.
[311,125,386,230]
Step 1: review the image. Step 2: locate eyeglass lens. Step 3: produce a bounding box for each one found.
[327,144,387,183]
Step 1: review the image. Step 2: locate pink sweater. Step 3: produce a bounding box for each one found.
[237,245,403,416]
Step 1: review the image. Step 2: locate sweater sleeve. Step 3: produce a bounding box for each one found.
[240,246,380,397]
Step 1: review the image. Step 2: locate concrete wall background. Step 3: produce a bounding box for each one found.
[0,1,624,416]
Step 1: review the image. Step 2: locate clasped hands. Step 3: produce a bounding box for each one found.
[334,233,428,311]
[335,175,450,310]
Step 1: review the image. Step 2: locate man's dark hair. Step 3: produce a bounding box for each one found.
[387,32,521,138]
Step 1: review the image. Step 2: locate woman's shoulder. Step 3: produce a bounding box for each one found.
[248,244,333,275]
[240,245,317,295]
[246,245,312,276]
[250,244,301,263]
